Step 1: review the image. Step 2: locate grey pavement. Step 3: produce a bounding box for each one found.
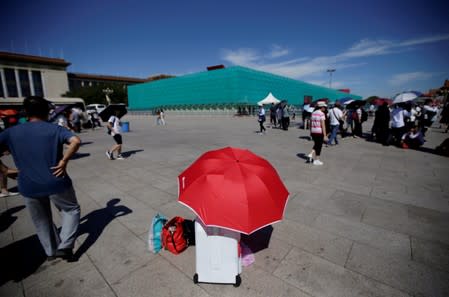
[1,114,448,297]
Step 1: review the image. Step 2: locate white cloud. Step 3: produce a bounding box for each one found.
[266,45,289,58]
[221,48,260,65]
[220,34,449,81]
[399,34,449,47]
[389,72,435,86]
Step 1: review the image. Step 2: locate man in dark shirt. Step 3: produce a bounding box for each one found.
[0,96,81,261]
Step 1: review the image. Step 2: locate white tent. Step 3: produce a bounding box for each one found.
[257,92,281,105]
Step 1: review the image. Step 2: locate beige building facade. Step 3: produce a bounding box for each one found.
[0,51,71,99]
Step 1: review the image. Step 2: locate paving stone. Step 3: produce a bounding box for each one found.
[25,258,115,297]
[271,219,352,266]
[411,236,449,273]
[78,218,153,284]
[203,266,312,297]
[363,203,449,245]
[112,257,210,297]
[346,242,449,297]
[273,247,411,297]
[284,196,322,227]
[311,213,411,257]
[247,236,293,274]
[127,185,176,209]
[0,281,23,297]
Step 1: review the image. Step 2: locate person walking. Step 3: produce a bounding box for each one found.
[307,101,328,165]
[353,104,363,137]
[257,104,266,134]
[328,102,344,145]
[282,103,290,130]
[269,103,277,127]
[106,110,124,160]
[0,96,81,261]
[390,104,410,146]
[70,107,81,133]
[372,102,390,145]
[159,108,166,126]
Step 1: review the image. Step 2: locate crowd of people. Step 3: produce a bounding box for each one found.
[257,98,449,165]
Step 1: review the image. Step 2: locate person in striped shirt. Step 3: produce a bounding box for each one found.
[307,101,328,166]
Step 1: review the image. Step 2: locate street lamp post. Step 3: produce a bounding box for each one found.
[102,88,113,105]
[327,69,336,89]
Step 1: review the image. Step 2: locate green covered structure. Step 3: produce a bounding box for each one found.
[128,66,362,110]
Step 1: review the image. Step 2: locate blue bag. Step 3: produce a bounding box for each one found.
[148,213,167,253]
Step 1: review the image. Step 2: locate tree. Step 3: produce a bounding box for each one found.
[63,84,129,106]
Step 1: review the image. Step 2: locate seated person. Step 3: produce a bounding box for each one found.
[401,125,425,149]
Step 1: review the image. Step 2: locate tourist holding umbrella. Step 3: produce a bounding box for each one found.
[105,110,125,160]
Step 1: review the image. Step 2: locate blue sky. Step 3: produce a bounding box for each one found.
[2,0,449,98]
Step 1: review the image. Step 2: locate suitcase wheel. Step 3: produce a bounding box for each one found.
[233,275,241,287]
[193,273,199,284]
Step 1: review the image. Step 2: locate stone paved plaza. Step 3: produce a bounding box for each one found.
[1,114,449,297]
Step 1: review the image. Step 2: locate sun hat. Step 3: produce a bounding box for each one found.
[316,101,327,107]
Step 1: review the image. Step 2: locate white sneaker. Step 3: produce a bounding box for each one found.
[116,154,124,160]
[313,160,324,166]
[105,151,114,160]
[0,192,19,198]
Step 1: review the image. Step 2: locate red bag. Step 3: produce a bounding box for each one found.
[162,216,188,254]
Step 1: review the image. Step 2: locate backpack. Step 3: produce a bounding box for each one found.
[148,213,167,254]
[182,219,195,246]
[162,216,188,254]
[361,109,368,122]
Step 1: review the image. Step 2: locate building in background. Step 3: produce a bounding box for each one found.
[67,73,146,91]
[128,66,362,111]
[0,51,154,102]
[0,51,71,99]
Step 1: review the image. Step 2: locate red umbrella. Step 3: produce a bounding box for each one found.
[178,147,289,235]
[0,109,18,118]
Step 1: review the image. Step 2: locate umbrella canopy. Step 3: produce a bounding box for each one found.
[345,99,365,109]
[178,147,289,235]
[371,98,393,106]
[392,91,422,104]
[257,92,281,106]
[0,109,18,118]
[48,104,73,122]
[99,104,127,122]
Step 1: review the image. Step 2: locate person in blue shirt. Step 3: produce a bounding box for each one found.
[0,96,81,261]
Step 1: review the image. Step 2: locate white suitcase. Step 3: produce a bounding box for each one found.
[193,219,242,286]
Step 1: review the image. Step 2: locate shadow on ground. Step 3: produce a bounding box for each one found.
[74,198,132,260]
[0,199,132,285]
[71,152,91,160]
[0,233,47,285]
[296,153,311,163]
[121,149,144,158]
[80,141,93,146]
[0,205,25,232]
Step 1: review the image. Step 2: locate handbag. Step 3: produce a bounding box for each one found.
[162,216,188,255]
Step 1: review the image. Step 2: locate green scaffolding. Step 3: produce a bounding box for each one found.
[128,66,362,110]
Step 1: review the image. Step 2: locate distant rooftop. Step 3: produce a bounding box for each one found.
[0,51,71,67]
[68,72,147,83]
